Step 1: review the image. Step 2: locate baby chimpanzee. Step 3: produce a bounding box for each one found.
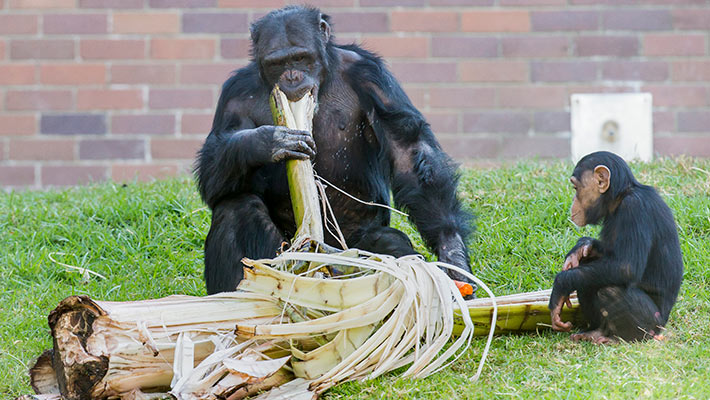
[549,151,683,343]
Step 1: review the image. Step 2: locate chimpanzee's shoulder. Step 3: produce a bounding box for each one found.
[334,44,385,72]
[220,62,266,101]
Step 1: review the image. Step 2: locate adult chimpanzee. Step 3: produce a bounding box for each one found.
[549,151,683,343]
[196,6,473,294]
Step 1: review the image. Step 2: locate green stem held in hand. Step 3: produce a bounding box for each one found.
[269,85,324,243]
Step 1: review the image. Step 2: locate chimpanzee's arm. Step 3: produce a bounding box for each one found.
[562,236,604,271]
[346,49,473,273]
[196,69,315,209]
[550,198,652,309]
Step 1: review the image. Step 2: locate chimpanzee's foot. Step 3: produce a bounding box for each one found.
[571,330,617,345]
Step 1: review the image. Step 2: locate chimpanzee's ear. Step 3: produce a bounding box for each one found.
[593,165,611,194]
[319,13,331,43]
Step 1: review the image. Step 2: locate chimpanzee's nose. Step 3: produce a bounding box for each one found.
[283,69,303,85]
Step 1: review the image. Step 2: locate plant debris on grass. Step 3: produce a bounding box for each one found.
[1,158,709,399]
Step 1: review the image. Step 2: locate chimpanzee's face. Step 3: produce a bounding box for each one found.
[256,19,326,101]
[569,166,611,227]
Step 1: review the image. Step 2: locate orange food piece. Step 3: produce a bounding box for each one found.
[454,280,473,297]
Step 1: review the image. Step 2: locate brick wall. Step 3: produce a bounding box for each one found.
[1,0,709,188]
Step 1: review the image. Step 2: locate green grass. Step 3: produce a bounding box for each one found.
[1,158,709,399]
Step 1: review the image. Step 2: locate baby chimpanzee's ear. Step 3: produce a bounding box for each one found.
[593,165,611,194]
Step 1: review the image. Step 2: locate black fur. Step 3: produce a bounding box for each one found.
[550,151,684,341]
[195,6,474,294]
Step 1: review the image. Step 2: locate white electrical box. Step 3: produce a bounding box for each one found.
[570,93,653,163]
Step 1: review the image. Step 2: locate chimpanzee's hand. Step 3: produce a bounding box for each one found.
[550,295,573,332]
[249,125,316,164]
[563,237,594,271]
[438,236,477,298]
[268,126,316,162]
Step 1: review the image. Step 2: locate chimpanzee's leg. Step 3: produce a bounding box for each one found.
[204,194,286,294]
[573,286,661,343]
[575,286,603,331]
[597,286,662,341]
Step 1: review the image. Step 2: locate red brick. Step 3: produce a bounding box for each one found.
[501,36,569,57]
[534,111,570,133]
[390,62,457,83]
[460,61,528,83]
[149,89,214,109]
[431,37,497,58]
[6,90,72,111]
[461,11,530,33]
[392,11,457,32]
[403,87,427,109]
[0,166,35,187]
[643,34,706,56]
[438,135,499,159]
[655,137,710,157]
[497,87,567,109]
[11,39,74,59]
[501,0,565,4]
[643,86,707,107]
[112,164,180,182]
[41,165,108,186]
[81,39,145,59]
[463,111,531,133]
[672,61,710,81]
[181,113,213,135]
[0,15,38,34]
[573,0,705,3]
[151,138,203,159]
[430,0,493,4]
[429,87,496,109]
[77,89,143,110]
[532,61,597,82]
[149,0,216,7]
[373,0,433,5]
[44,14,107,34]
[221,38,251,59]
[218,0,285,6]
[653,111,674,134]
[9,138,75,161]
[110,65,176,84]
[424,111,458,133]
[603,10,672,31]
[180,64,235,84]
[183,12,248,33]
[678,112,710,133]
[41,114,106,135]
[602,61,668,81]
[112,115,176,135]
[328,12,388,33]
[362,37,430,58]
[80,139,145,160]
[575,36,638,57]
[672,9,710,30]
[0,64,36,85]
[40,64,106,85]
[531,11,598,31]
[151,38,216,60]
[9,0,74,8]
[0,115,36,136]
[501,136,569,158]
[292,0,353,5]
[80,0,144,7]
[113,12,180,34]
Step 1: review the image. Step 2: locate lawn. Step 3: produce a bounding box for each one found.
[1,158,709,399]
